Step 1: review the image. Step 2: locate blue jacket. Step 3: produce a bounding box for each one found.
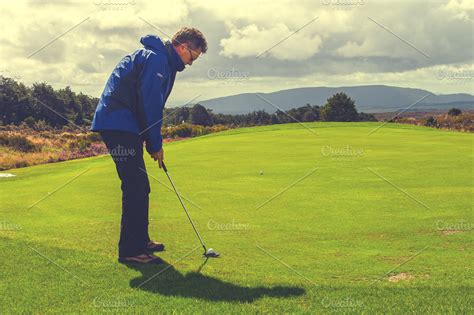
[91,35,185,153]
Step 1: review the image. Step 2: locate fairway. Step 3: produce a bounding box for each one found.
[1,122,472,313]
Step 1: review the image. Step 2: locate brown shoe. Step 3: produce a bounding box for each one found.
[118,253,163,265]
[146,240,165,252]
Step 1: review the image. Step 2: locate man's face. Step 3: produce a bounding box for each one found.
[175,43,202,66]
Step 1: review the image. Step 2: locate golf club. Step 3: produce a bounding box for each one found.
[161,161,220,258]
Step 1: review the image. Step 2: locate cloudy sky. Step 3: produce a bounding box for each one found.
[0,0,472,107]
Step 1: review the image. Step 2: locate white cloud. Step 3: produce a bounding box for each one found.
[220,23,323,60]
[441,0,474,20]
[0,0,472,104]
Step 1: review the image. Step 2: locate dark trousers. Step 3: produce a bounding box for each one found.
[100,130,151,257]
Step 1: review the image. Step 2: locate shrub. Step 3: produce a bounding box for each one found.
[24,116,35,127]
[86,132,102,142]
[69,138,92,152]
[358,112,378,122]
[33,120,51,131]
[209,124,230,133]
[15,160,28,168]
[321,93,358,122]
[60,132,77,140]
[0,134,38,152]
[425,116,438,127]
[448,108,462,116]
[174,124,193,137]
[162,123,230,139]
[78,139,92,152]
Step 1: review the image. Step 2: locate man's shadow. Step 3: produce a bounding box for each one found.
[126,258,305,303]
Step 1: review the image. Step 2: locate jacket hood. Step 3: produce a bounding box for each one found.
[140,35,185,72]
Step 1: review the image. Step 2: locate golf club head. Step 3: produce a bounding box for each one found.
[203,248,220,258]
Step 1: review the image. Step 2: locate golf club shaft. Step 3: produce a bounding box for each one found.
[161,161,207,252]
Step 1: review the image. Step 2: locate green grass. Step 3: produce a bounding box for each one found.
[1,122,472,313]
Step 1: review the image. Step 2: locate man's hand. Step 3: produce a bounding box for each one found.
[150,148,164,168]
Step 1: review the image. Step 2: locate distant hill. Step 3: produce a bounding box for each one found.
[198,85,474,114]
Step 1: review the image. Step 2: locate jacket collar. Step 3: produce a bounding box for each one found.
[164,40,185,72]
[140,35,185,72]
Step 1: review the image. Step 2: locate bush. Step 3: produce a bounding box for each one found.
[209,125,230,133]
[24,116,35,127]
[69,138,92,152]
[174,124,194,137]
[78,139,91,152]
[162,123,230,139]
[321,93,359,122]
[86,132,102,142]
[358,112,377,122]
[15,160,28,168]
[0,134,38,152]
[60,132,78,140]
[33,120,51,131]
[425,116,438,127]
[448,108,462,116]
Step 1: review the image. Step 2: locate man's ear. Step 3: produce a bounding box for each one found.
[173,44,184,52]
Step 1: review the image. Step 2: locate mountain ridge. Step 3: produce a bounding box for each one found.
[194,85,473,114]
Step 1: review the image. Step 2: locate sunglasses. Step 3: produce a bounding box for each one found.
[184,45,201,62]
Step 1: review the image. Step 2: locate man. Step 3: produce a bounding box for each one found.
[91,27,207,264]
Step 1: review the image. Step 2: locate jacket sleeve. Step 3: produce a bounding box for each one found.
[138,53,167,154]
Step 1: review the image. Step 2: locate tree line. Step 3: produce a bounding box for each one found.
[0,76,98,128]
[163,92,376,127]
[1,76,376,129]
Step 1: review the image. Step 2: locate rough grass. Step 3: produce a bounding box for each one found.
[0,124,230,170]
[0,128,106,170]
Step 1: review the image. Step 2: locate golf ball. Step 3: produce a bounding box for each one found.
[260,170,264,175]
